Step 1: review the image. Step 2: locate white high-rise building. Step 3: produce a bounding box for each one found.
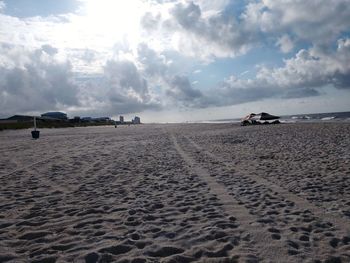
[133,116,141,124]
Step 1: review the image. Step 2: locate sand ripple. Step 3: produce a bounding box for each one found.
[0,124,349,262]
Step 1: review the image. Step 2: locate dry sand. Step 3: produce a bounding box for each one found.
[0,123,349,263]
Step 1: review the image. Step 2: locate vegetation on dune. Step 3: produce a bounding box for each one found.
[0,121,115,131]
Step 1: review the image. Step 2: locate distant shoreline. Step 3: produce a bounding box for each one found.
[205,110,350,124]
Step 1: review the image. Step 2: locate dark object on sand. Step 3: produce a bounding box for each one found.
[259,112,280,121]
[241,120,251,126]
[241,112,280,126]
[31,130,40,139]
[31,116,40,139]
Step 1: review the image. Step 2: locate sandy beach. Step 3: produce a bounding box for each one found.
[0,123,349,263]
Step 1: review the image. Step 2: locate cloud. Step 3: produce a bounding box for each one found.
[76,59,161,116]
[166,75,203,107]
[243,0,350,45]
[239,70,249,76]
[104,60,150,102]
[259,39,350,90]
[136,44,208,108]
[193,0,230,14]
[283,88,319,99]
[115,38,350,110]
[136,44,205,108]
[0,12,72,50]
[0,45,79,117]
[0,0,349,119]
[142,0,350,61]
[197,38,350,107]
[41,44,59,55]
[140,11,161,31]
[0,1,5,12]
[0,44,161,118]
[137,43,168,79]
[141,1,258,60]
[276,34,294,53]
[170,1,258,59]
[198,76,280,107]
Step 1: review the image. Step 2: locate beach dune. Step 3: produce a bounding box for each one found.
[0,123,349,262]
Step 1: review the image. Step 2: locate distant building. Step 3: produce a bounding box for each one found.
[72,116,81,123]
[81,117,92,122]
[7,115,34,122]
[115,116,141,125]
[41,112,67,120]
[93,117,111,122]
[133,116,141,124]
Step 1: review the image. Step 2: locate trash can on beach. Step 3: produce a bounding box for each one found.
[31,116,40,139]
[31,130,40,139]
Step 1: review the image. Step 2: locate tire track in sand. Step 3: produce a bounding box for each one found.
[169,133,296,262]
[184,134,350,234]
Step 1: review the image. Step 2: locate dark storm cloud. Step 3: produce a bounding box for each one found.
[333,71,350,89]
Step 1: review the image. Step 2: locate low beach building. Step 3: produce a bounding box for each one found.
[41,112,68,120]
[133,116,141,124]
[6,115,34,122]
[93,117,111,122]
[81,117,92,122]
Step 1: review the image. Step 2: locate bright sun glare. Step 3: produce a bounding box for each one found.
[83,0,144,41]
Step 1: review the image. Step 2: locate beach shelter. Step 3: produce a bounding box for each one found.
[241,112,280,125]
[242,113,261,122]
[259,112,280,121]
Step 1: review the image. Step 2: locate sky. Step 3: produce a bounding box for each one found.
[0,0,349,122]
